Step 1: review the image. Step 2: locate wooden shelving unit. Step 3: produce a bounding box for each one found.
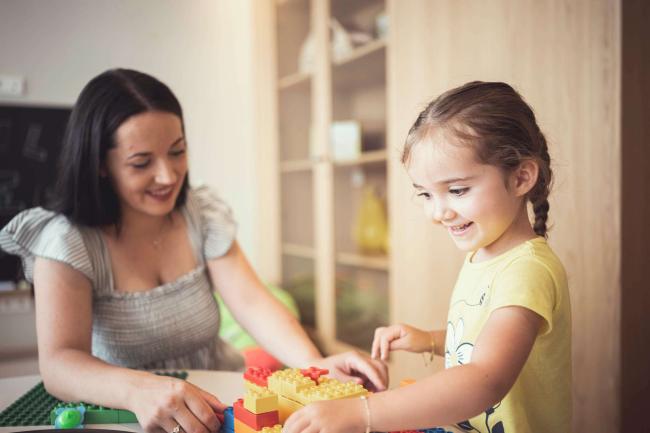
[274,0,389,352]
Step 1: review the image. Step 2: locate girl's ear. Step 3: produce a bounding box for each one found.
[511,159,539,197]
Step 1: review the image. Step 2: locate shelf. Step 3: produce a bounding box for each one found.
[336,251,389,271]
[333,149,387,167]
[283,243,315,259]
[332,39,386,90]
[278,72,311,91]
[333,38,386,67]
[280,159,313,172]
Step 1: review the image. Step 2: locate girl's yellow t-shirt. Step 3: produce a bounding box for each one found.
[445,237,571,433]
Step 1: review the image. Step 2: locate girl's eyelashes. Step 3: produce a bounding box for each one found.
[449,187,469,196]
[170,148,186,157]
[416,191,431,199]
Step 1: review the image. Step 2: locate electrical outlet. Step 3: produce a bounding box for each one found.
[0,75,26,96]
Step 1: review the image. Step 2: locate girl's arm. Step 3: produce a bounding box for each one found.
[34,258,224,433]
[284,305,542,433]
[207,241,387,389]
[372,324,447,359]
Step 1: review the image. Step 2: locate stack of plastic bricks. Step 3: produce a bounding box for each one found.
[231,367,281,433]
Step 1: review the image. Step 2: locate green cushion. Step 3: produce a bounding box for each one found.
[216,284,300,350]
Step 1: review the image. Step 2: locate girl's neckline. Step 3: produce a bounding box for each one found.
[466,236,546,268]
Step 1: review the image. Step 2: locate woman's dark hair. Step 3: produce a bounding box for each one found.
[47,68,189,226]
[403,81,553,237]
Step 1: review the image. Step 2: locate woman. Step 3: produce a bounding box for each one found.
[0,69,387,433]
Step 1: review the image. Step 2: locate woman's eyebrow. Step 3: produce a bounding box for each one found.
[169,136,185,147]
[126,151,151,160]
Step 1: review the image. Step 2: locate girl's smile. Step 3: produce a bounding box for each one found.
[406,130,536,262]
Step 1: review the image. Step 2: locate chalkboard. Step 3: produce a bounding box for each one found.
[0,105,72,281]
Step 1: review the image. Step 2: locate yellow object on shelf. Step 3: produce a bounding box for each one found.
[353,186,389,255]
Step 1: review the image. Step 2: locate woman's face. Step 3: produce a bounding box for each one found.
[104,111,188,220]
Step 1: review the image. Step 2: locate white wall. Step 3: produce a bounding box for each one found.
[0,0,275,368]
[0,0,266,269]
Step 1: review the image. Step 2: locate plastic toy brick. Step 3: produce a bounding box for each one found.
[243,387,278,414]
[260,425,282,433]
[267,369,316,402]
[233,399,279,430]
[50,403,119,424]
[48,403,139,424]
[304,378,368,402]
[244,367,273,387]
[277,395,304,424]
[0,371,188,427]
[53,405,85,429]
[244,380,268,393]
[220,407,234,433]
[419,428,451,433]
[117,409,138,423]
[234,418,255,433]
[300,367,329,382]
[234,419,282,433]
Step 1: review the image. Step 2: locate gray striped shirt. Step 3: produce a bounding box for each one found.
[0,186,244,371]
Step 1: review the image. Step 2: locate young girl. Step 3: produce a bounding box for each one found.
[283,81,571,433]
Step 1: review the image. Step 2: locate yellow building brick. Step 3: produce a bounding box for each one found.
[277,395,304,423]
[243,387,279,414]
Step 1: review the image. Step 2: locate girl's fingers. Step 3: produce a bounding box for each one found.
[371,331,380,359]
[371,327,388,359]
[283,411,310,433]
[380,335,391,360]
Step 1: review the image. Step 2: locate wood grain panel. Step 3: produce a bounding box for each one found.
[388,1,621,430]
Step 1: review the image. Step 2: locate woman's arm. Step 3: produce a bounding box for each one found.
[284,305,542,433]
[207,241,321,366]
[33,258,224,433]
[208,241,387,389]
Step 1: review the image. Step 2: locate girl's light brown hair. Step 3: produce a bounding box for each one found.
[403,81,552,237]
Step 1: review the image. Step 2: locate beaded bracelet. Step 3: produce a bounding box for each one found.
[360,395,371,433]
[422,331,435,366]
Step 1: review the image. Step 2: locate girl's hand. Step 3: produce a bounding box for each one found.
[283,398,366,433]
[371,324,432,360]
[129,374,227,433]
[313,351,388,391]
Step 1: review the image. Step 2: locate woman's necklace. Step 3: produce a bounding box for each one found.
[151,215,173,250]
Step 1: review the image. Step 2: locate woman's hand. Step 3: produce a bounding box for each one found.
[283,397,366,433]
[129,374,227,433]
[312,351,388,392]
[371,324,432,360]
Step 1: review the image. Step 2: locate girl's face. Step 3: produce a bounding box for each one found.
[407,130,534,261]
[104,111,188,221]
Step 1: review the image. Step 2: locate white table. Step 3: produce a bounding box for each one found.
[0,370,244,433]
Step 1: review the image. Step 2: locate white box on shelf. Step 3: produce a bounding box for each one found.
[330,121,361,161]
